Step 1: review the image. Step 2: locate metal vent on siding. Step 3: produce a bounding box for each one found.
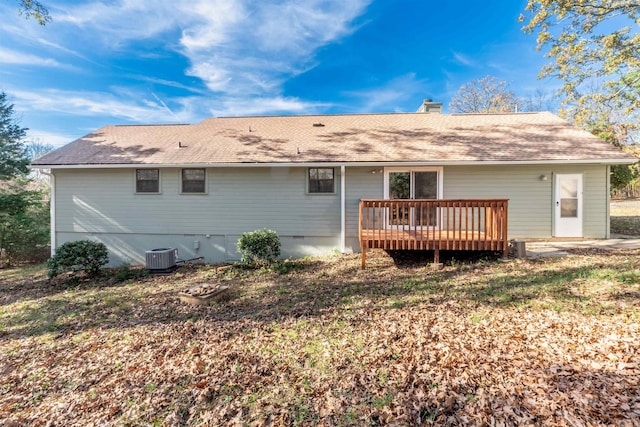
[145,248,177,270]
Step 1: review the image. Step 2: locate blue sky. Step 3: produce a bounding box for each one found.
[0,0,558,147]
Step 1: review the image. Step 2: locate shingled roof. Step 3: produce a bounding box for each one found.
[31,111,636,167]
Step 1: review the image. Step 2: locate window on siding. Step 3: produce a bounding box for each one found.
[136,169,159,193]
[308,168,334,193]
[182,168,206,193]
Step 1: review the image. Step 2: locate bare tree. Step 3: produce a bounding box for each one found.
[518,88,559,112]
[449,76,518,114]
[26,138,54,182]
[26,138,54,161]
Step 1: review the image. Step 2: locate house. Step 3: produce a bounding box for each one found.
[31,101,636,266]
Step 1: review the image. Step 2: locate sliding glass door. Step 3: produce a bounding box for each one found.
[385,168,441,228]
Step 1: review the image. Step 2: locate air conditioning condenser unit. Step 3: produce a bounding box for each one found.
[145,248,178,272]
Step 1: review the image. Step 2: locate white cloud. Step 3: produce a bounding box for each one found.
[252,1,368,54]
[26,129,77,148]
[9,88,325,130]
[179,1,245,50]
[2,1,373,133]
[451,51,477,68]
[209,96,328,117]
[181,1,371,95]
[10,88,198,124]
[126,75,207,95]
[0,47,62,67]
[33,37,95,63]
[54,0,179,42]
[51,0,371,97]
[343,73,432,112]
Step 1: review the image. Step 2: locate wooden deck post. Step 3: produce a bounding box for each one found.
[502,201,509,259]
[360,199,366,269]
[361,246,367,269]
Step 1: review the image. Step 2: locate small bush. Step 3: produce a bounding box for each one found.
[237,229,281,267]
[47,240,109,279]
[111,263,149,283]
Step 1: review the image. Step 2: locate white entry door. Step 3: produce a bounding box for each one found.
[554,174,583,237]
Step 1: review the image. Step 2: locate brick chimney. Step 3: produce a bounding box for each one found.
[416,99,442,113]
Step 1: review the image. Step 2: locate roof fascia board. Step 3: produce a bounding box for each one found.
[30,158,637,170]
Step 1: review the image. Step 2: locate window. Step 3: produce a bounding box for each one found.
[308,168,334,193]
[182,168,206,193]
[136,169,160,193]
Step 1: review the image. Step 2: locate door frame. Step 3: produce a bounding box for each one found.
[383,166,444,229]
[383,166,444,199]
[554,173,583,237]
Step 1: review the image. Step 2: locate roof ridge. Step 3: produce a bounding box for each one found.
[449,112,547,116]
[206,111,431,121]
[114,123,191,127]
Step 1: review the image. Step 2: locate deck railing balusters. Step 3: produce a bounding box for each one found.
[359,199,509,268]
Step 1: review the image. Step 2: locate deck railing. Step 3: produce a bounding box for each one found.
[359,199,509,267]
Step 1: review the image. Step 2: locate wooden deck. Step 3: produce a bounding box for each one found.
[359,199,509,268]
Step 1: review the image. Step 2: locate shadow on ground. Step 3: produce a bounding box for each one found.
[2,249,639,338]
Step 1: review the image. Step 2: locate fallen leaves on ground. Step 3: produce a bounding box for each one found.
[1,249,639,426]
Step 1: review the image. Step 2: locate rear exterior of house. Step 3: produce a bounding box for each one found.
[50,163,610,265]
[33,109,635,266]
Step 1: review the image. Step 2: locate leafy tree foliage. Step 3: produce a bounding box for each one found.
[14,0,51,25]
[0,92,30,180]
[521,1,639,114]
[567,91,639,190]
[0,179,49,265]
[449,76,519,113]
[0,92,51,265]
[521,2,639,193]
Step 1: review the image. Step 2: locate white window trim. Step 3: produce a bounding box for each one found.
[383,166,443,199]
[180,168,208,195]
[134,168,162,194]
[306,167,336,195]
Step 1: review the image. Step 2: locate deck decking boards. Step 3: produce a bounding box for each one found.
[359,199,509,268]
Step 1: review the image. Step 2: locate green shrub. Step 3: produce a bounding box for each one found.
[237,229,281,267]
[47,240,109,278]
[111,262,149,283]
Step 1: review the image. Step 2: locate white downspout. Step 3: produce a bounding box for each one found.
[41,170,56,255]
[340,165,346,253]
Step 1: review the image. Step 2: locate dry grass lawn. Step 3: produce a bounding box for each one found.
[611,200,640,236]
[1,247,639,426]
